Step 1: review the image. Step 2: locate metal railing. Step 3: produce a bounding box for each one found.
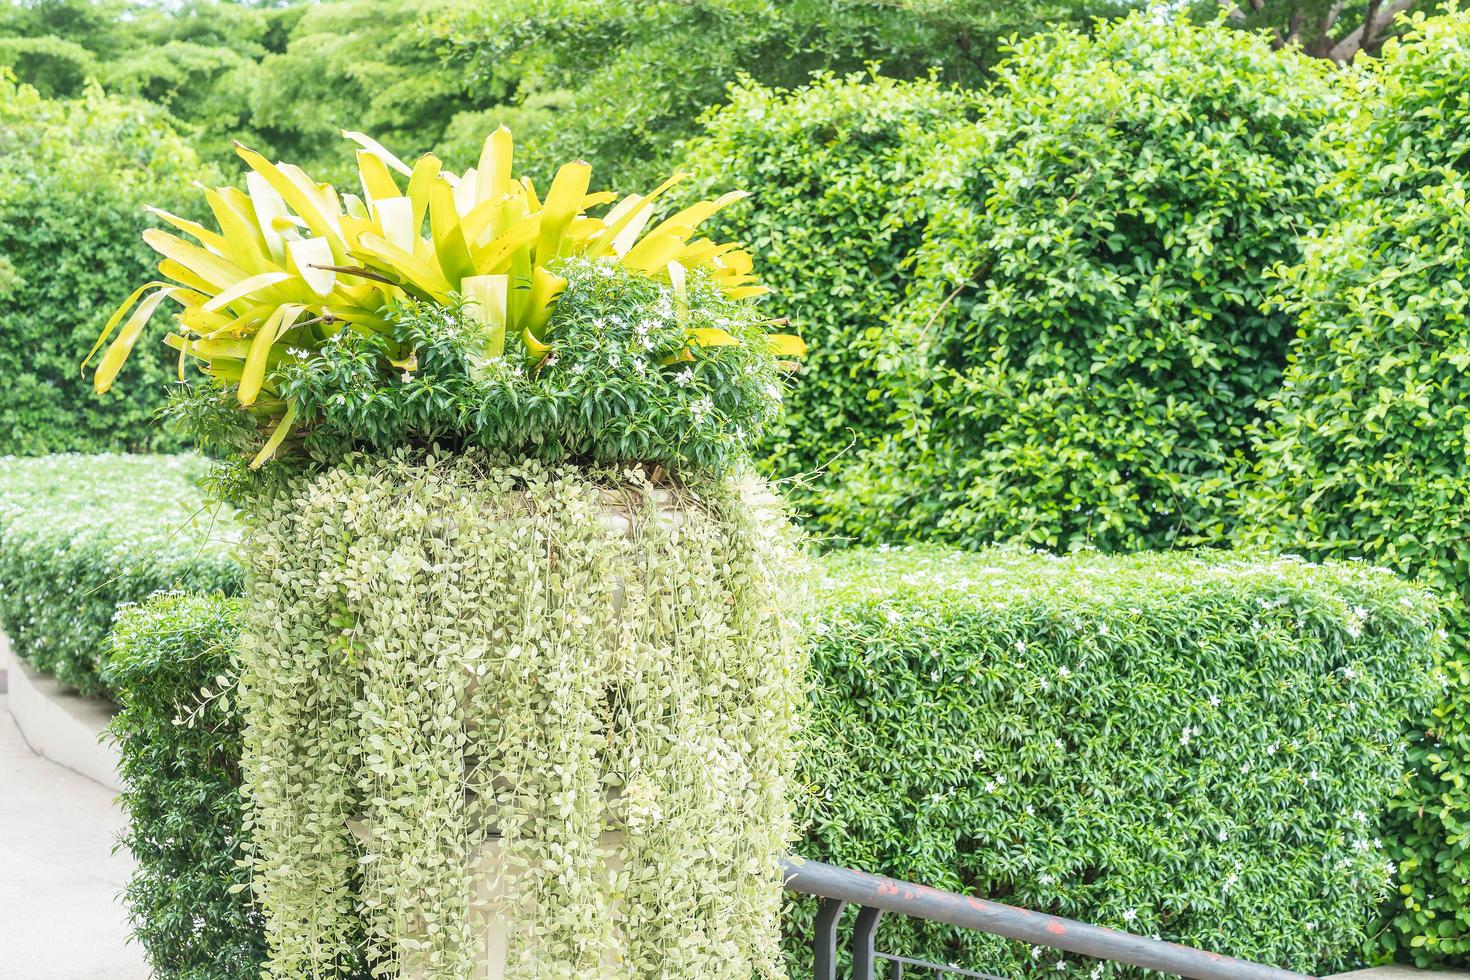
[781,857,1314,980]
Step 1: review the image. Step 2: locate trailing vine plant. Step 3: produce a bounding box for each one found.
[89,130,809,978]
[239,453,806,978]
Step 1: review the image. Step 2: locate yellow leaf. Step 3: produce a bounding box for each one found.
[235,143,345,257]
[93,287,178,393]
[587,172,687,258]
[351,234,453,302]
[238,304,303,407]
[689,327,740,348]
[537,161,592,260]
[144,229,250,292]
[355,149,401,203]
[406,153,441,237]
[145,206,230,255]
[521,266,566,338]
[342,130,412,176]
[622,230,692,274]
[477,125,514,203]
[83,281,169,372]
[287,238,337,298]
[250,400,298,470]
[765,333,807,356]
[461,274,509,357]
[727,285,770,300]
[429,178,475,282]
[201,271,293,313]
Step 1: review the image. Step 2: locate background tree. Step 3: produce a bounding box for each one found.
[0,71,211,454]
[1240,8,1470,963]
[1205,0,1424,60]
[430,0,1145,189]
[825,15,1339,552]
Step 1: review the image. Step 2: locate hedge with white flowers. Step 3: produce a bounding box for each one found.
[0,453,240,694]
[790,546,1442,976]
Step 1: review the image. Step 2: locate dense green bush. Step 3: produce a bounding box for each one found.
[1242,7,1470,966]
[825,15,1339,552]
[0,454,240,693]
[0,72,209,455]
[682,72,976,500]
[106,593,264,980]
[793,546,1441,976]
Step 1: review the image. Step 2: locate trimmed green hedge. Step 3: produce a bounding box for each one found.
[1241,8,1470,966]
[0,454,240,694]
[0,72,212,455]
[824,15,1339,552]
[107,593,265,980]
[61,461,1434,977]
[681,72,976,505]
[792,546,1440,976]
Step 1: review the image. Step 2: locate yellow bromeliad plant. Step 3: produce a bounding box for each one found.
[84,127,803,467]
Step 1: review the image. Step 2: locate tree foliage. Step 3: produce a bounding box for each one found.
[681,72,978,503]
[433,0,1142,189]
[1240,7,1470,964]
[0,0,495,180]
[0,71,211,455]
[1203,0,1426,61]
[825,15,1339,553]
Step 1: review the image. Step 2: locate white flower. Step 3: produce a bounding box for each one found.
[1122,909,1138,923]
[1058,665,1072,679]
[1217,829,1228,842]
[1015,640,1027,653]
[401,371,413,383]
[1208,694,1221,708]
[1039,873,1055,886]
[675,368,695,388]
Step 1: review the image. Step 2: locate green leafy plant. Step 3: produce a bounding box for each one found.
[168,257,790,483]
[681,71,977,504]
[824,14,1339,551]
[86,126,803,471]
[0,453,240,693]
[1241,5,1470,965]
[0,70,212,455]
[106,592,266,980]
[236,451,807,978]
[793,545,1442,977]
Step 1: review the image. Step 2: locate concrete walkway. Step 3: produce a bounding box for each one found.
[0,696,149,979]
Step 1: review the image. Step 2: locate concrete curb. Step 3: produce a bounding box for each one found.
[0,632,123,792]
